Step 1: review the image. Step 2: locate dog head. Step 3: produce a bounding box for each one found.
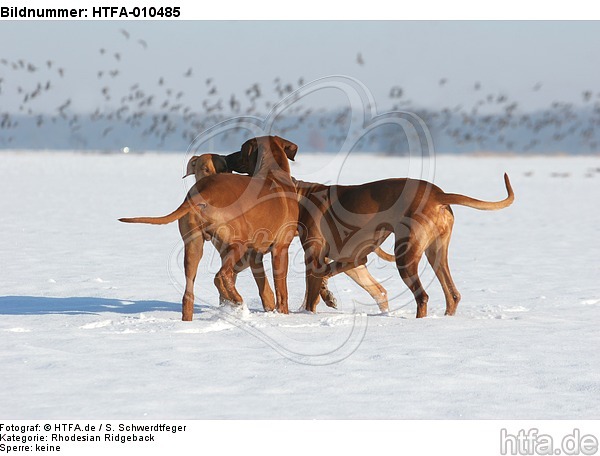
[227,136,297,176]
[183,154,230,180]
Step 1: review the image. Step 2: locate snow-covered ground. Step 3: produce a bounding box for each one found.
[1,151,599,419]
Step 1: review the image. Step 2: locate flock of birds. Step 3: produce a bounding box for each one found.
[1,28,600,154]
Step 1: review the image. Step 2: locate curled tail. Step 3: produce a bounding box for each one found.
[439,173,514,210]
[119,199,194,225]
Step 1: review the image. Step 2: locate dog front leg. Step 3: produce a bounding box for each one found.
[249,252,276,312]
[299,233,329,313]
[229,249,277,312]
[303,253,334,313]
[302,249,327,313]
[319,277,338,309]
[271,245,290,314]
[344,265,389,313]
[215,244,248,307]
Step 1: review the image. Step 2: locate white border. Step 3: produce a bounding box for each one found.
[1,0,596,20]
[2,420,599,455]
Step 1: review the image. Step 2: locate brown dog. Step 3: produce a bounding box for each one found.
[182,153,230,180]
[225,150,514,317]
[183,152,396,312]
[292,175,514,318]
[120,136,299,320]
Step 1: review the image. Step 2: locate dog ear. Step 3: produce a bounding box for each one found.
[242,138,259,166]
[234,138,259,174]
[213,154,230,173]
[241,138,257,159]
[183,156,198,178]
[225,151,245,173]
[275,136,298,161]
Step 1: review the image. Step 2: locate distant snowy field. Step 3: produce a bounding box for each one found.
[1,151,599,419]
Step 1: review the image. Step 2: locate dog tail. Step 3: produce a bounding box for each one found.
[119,199,194,225]
[439,173,514,210]
[374,246,395,262]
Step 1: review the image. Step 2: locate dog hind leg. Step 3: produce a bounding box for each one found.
[394,228,429,318]
[425,234,461,316]
[181,234,205,321]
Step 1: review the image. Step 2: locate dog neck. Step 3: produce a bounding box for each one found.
[252,149,294,189]
[292,178,327,197]
[254,152,290,176]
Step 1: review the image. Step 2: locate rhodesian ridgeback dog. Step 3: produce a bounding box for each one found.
[226,150,514,317]
[183,152,396,312]
[182,153,231,181]
[120,136,299,320]
[291,175,515,318]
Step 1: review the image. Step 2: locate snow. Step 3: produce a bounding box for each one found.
[1,150,599,419]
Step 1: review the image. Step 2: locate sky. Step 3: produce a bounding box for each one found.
[1,21,600,116]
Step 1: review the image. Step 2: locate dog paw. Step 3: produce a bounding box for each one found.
[321,291,338,309]
[219,297,243,308]
[218,299,250,319]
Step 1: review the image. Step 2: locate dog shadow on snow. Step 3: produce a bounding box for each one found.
[0,296,191,316]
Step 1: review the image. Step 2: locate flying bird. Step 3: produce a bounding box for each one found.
[229,94,240,112]
[389,86,403,98]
